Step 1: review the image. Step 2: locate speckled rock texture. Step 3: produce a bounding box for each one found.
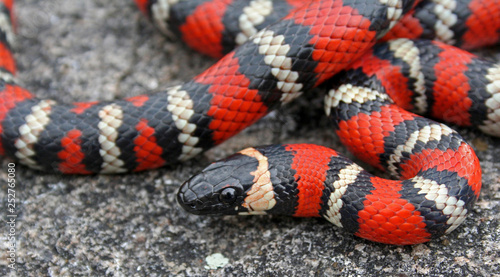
[0,0,499,276]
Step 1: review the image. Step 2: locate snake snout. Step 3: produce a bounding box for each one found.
[177,174,216,214]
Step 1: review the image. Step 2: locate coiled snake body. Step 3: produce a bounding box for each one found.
[0,0,499,244]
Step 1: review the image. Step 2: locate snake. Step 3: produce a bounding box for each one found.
[0,0,499,244]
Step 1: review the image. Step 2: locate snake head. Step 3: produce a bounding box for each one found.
[177,151,260,215]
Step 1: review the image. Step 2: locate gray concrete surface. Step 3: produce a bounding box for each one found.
[0,0,499,276]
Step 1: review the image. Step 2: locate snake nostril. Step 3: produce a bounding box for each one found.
[177,188,205,211]
[194,199,205,209]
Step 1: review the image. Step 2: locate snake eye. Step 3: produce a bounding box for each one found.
[219,187,237,204]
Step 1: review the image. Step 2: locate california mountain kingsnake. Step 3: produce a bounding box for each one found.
[0,0,499,244]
